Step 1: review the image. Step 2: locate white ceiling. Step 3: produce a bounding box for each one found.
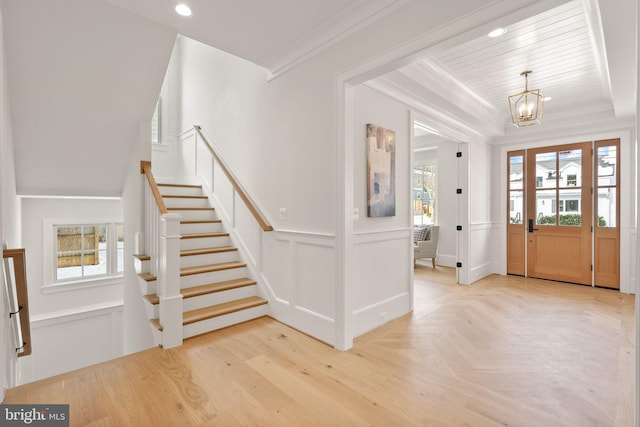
[100,0,410,77]
[2,0,177,196]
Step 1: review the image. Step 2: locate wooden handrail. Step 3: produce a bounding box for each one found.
[140,160,168,214]
[3,248,32,357]
[194,126,273,232]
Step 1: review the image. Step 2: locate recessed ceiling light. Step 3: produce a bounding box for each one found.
[488,28,507,38]
[544,96,552,101]
[175,4,192,16]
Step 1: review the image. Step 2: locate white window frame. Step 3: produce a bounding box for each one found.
[43,218,124,293]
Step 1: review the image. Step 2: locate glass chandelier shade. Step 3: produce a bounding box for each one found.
[508,71,545,127]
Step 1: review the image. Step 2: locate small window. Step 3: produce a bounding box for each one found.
[151,97,161,144]
[565,200,579,212]
[567,174,577,186]
[536,176,543,188]
[52,222,123,284]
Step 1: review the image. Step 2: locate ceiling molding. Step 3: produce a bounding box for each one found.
[365,77,482,143]
[264,0,412,79]
[581,0,613,103]
[400,59,501,127]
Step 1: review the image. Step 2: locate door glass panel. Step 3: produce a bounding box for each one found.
[510,191,524,224]
[536,190,556,225]
[509,155,524,190]
[558,149,582,187]
[535,152,557,188]
[559,189,581,226]
[597,188,616,227]
[597,145,617,185]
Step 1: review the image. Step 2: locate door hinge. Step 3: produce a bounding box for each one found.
[456,225,462,231]
[456,152,462,158]
[456,262,462,268]
[591,226,594,232]
[456,188,462,194]
[591,187,593,194]
[591,264,593,271]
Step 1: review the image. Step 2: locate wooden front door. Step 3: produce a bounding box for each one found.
[507,141,620,288]
[525,142,592,284]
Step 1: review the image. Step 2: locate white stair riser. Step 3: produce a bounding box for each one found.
[163,197,210,209]
[183,305,268,339]
[170,210,216,221]
[158,186,203,197]
[180,267,248,288]
[182,284,258,312]
[180,236,230,250]
[151,325,162,347]
[134,258,149,275]
[144,299,159,319]
[180,222,223,234]
[138,278,157,295]
[180,251,239,269]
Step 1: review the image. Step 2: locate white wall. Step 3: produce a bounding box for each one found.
[352,85,412,337]
[18,197,124,383]
[0,4,18,399]
[468,139,496,283]
[122,133,156,355]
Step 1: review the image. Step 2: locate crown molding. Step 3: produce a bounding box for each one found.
[263,0,411,80]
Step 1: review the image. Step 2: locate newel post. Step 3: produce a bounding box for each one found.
[159,213,183,349]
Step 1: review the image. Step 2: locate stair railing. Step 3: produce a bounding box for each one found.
[2,244,32,357]
[194,126,273,232]
[140,161,183,349]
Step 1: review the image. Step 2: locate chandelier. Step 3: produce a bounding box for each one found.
[508,71,544,127]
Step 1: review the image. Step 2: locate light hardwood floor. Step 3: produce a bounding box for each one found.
[5,266,635,426]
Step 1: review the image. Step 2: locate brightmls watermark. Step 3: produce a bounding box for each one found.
[0,405,68,426]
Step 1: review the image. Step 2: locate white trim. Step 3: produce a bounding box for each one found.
[30,300,123,326]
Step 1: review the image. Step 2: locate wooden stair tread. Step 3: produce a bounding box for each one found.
[180,219,221,225]
[149,318,163,331]
[133,254,151,261]
[138,273,156,282]
[167,207,215,211]
[181,232,229,239]
[183,278,257,299]
[162,195,208,199]
[183,296,267,325]
[143,294,159,305]
[181,261,246,277]
[157,183,202,188]
[143,278,257,306]
[181,246,237,257]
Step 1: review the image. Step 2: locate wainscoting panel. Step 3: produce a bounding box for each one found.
[294,241,335,320]
[352,228,412,337]
[179,127,197,178]
[19,302,123,385]
[233,193,260,268]
[261,231,336,345]
[469,222,497,283]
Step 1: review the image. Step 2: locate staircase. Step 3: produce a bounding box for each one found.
[135,182,268,345]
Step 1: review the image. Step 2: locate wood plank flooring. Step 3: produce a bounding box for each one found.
[4,266,635,426]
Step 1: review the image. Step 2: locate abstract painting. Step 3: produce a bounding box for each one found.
[366,123,396,217]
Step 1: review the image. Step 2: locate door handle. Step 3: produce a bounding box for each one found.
[528,219,539,233]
